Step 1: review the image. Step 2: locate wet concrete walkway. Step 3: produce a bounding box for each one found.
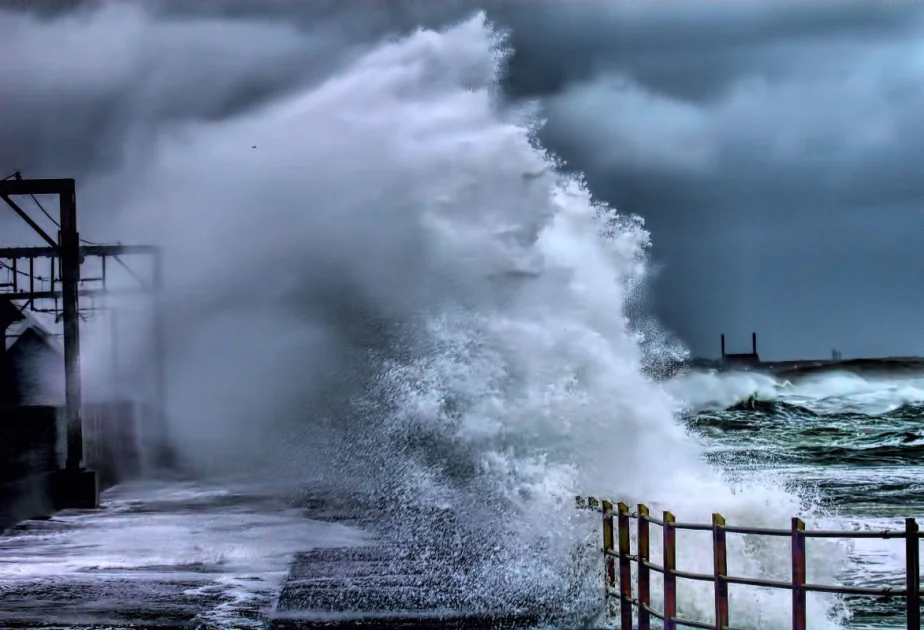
[0,480,552,629]
[0,480,369,629]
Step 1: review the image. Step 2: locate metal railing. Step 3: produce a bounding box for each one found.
[576,496,922,630]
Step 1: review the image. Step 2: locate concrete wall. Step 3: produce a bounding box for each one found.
[0,406,60,530]
[83,401,143,489]
[1,402,144,531]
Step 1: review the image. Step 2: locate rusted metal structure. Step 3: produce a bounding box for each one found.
[577,496,922,630]
[0,175,167,508]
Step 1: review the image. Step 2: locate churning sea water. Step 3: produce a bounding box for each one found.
[668,368,924,629]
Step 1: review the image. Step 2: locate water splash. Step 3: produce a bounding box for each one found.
[59,10,856,627]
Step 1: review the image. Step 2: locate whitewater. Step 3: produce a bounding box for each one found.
[3,6,894,629]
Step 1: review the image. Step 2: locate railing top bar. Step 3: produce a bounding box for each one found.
[575,496,916,540]
[673,568,714,583]
[640,603,665,621]
[804,529,906,539]
[641,513,663,526]
[606,549,637,561]
[722,525,790,536]
[724,574,792,590]
[673,521,712,532]
[804,583,908,597]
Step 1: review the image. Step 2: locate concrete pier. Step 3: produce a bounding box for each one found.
[270,546,544,629]
[0,481,555,630]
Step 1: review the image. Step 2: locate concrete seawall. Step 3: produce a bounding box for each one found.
[0,406,59,530]
[676,356,924,378]
[0,403,144,531]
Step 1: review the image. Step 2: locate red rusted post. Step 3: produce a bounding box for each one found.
[602,500,616,619]
[618,502,633,629]
[905,518,920,630]
[664,511,677,630]
[791,518,806,630]
[638,504,651,630]
[713,514,729,630]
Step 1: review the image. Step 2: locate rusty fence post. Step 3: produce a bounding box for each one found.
[618,502,633,629]
[713,514,729,630]
[602,500,616,619]
[638,504,651,630]
[906,517,920,630]
[664,511,677,630]
[792,518,806,630]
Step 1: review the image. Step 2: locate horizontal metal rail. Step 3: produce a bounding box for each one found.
[576,496,922,630]
[0,244,160,259]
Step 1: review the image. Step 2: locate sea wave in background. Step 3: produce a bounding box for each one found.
[671,369,924,628]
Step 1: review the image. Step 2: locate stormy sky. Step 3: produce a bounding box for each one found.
[2,1,924,360]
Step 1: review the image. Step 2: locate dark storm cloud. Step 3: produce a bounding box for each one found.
[0,3,348,179]
[0,0,476,180]
[3,0,924,358]
[496,2,924,359]
[501,2,923,99]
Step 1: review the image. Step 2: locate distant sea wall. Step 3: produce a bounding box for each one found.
[663,356,924,379]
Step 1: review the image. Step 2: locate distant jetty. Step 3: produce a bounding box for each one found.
[680,333,924,378]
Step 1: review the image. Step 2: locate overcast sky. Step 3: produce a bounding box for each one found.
[2,0,924,359]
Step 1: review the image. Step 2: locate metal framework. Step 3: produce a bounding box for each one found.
[0,177,167,471]
[576,496,922,630]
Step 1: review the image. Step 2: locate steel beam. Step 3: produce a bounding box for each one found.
[0,245,160,259]
[0,288,152,300]
[58,180,83,470]
[0,178,75,197]
[0,195,57,248]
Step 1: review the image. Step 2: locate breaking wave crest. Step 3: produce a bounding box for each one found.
[70,11,853,627]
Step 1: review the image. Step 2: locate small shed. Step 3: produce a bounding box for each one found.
[1,299,63,406]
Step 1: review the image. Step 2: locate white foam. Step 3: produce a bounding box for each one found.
[671,368,924,415]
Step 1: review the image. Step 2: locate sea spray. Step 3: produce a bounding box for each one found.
[62,10,856,627]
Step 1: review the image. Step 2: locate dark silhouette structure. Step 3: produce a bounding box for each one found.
[0,175,168,514]
[720,332,761,368]
[1,300,61,406]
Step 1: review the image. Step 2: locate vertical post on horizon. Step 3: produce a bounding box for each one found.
[752,332,757,356]
[713,513,729,630]
[602,500,616,619]
[905,518,920,630]
[637,504,651,630]
[663,511,677,630]
[791,518,806,630]
[617,502,632,629]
